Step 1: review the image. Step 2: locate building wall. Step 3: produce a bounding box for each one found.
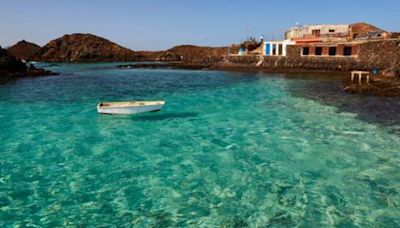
[224,39,400,72]
[264,40,296,56]
[297,44,360,57]
[286,24,349,39]
[357,39,400,69]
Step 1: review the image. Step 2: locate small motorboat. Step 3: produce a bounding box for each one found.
[97,101,165,115]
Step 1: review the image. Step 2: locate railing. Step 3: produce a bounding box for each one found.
[351,71,370,84]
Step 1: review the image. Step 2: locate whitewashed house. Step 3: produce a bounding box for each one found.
[264,40,295,56]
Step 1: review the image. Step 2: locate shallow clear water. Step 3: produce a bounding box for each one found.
[1,63,399,227]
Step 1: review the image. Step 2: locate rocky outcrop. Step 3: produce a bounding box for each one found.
[34,33,138,62]
[0,47,27,79]
[118,62,211,70]
[7,40,40,60]
[342,76,400,97]
[31,32,232,64]
[0,46,56,82]
[127,45,233,64]
[159,45,230,64]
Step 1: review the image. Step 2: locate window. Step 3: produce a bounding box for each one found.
[329,47,337,56]
[272,44,277,55]
[315,47,323,56]
[344,47,352,56]
[312,29,321,37]
[329,29,335,33]
[302,47,310,56]
[278,44,283,56]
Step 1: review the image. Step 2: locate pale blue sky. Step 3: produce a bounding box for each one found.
[1,0,399,50]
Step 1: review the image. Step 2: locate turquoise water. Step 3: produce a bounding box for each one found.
[1,63,400,227]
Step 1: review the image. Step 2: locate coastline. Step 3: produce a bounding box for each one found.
[117,61,349,75]
[116,61,400,97]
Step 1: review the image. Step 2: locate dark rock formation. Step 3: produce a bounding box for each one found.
[34,33,138,62]
[0,47,27,80]
[7,40,40,60]
[342,77,400,97]
[118,62,209,70]
[0,47,56,82]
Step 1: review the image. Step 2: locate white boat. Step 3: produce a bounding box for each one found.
[97,101,165,115]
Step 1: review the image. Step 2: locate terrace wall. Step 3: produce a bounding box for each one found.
[223,39,400,72]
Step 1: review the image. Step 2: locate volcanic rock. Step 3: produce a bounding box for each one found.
[159,45,230,64]
[7,40,40,60]
[34,33,138,62]
[0,47,56,82]
[0,47,26,76]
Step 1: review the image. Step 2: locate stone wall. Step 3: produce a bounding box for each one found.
[358,39,400,70]
[222,39,400,72]
[286,24,349,40]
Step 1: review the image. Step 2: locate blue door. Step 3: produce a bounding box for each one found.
[265,43,270,56]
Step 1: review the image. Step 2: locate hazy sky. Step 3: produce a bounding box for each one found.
[1,0,399,50]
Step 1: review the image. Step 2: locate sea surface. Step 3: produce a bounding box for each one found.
[1,63,400,227]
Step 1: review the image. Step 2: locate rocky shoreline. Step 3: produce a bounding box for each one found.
[3,32,399,96]
[117,62,212,70]
[117,61,349,74]
[343,77,400,97]
[0,46,57,83]
[117,61,400,97]
[0,66,58,84]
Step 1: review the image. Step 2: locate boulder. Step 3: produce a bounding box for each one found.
[381,68,400,78]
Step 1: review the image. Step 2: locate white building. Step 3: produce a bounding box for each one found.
[264,40,295,56]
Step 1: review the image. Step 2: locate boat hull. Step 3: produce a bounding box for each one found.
[97,102,165,115]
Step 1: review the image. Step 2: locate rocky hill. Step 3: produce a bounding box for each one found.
[158,45,230,63]
[7,40,40,60]
[34,33,138,62]
[31,33,232,63]
[350,22,384,34]
[117,45,233,65]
